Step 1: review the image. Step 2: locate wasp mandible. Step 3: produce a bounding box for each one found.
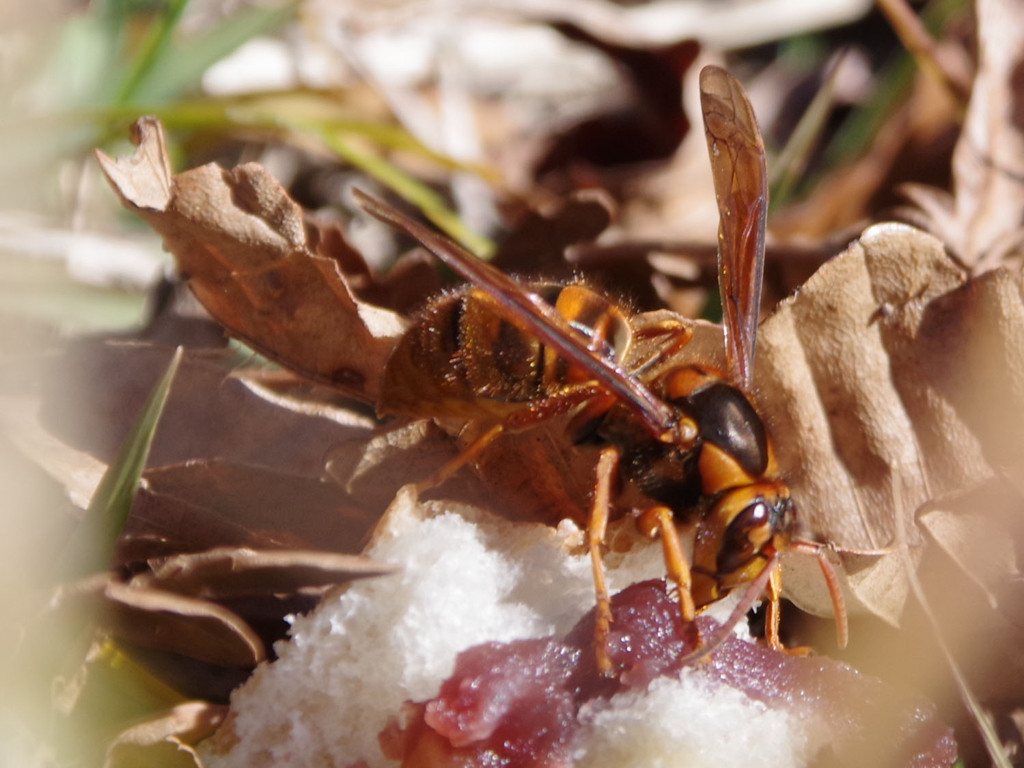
[355,65,846,674]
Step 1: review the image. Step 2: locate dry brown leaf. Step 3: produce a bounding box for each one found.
[754,223,1024,625]
[137,547,398,598]
[104,583,266,668]
[0,392,107,509]
[96,118,406,402]
[104,701,227,768]
[491,190,615,277]
[104,459,396,685]
[530,29,697,184]
[307,217,443,314]
[29,341,373,483]
[53,574,266,667]
[326,420,462,511]
[118,460,377,565]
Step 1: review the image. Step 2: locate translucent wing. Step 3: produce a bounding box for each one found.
[355,189,689,445]
[699,65,768,391]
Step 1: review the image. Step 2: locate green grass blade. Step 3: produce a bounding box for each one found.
[91,92,494,255]
[314,127,495,257]
[63,346,183,577]
[135,2,298,103]
[98,91,485,173]
[821,0,964,173]
[769,54,843,212]
[114,0,192,105]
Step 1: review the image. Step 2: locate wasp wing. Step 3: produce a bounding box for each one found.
[699,65,768,392]
[355,189,686,444]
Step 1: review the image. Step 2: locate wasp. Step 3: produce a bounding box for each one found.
[355,66,846,673]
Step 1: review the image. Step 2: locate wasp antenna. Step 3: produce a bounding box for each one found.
[837,543,894,558]
[791,538,849,649]
[676,553,779,666]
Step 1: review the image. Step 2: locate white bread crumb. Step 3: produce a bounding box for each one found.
[200,487,799,768]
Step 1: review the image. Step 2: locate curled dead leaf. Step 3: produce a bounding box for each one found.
[105,582,267,668]
[53,574,266,667]
[137,547,398,599]
[491,190,614,277]
[96,118,406,402]
[104,701,227,768]
[917,478,1023,627]
[326,420,462,511]
[893,0,1024,272]
[307,217,443,314]
[947,0,1024,270]
[755,223,1024,625]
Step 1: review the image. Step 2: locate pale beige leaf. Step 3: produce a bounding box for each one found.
[917,479,1020,612]
[95,118,173,210]
[104,701,227,768]
[137,547,398,598]
[950,0,1024,270]
[759,223,1024,624]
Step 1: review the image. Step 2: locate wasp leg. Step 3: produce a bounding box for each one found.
[766,558,823,656]
[675,553,778,666]
[637,506,697,626]
[416,423,505,493]
[504,383,608,431]
[630,320,694,376]
[416,384,608,493]
[789,538,849,649]
[590,447,619,676]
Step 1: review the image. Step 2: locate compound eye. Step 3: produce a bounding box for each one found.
[717,499,772,575]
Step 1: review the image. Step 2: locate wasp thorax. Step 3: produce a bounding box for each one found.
[660,369,770,478]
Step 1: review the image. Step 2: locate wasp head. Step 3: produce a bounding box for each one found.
[691,482,794,606]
